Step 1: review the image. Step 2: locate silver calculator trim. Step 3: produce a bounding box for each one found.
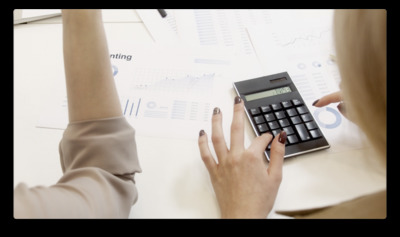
[233,82,330,161]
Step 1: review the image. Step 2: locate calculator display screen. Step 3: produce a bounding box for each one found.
[245,86,292,101]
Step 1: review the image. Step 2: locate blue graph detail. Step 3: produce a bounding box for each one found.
[122,98,141,117]
[279,28,331,47]
[313,107,341,129]
[112,65,118,77]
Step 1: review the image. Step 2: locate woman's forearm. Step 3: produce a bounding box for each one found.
[62,10,122,122]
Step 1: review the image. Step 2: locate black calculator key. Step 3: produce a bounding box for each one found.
[271,129,281,137]
[275,111,286,119]
[253,115,265,124]
[268,121,280,130]
[292,99,303,106]
[264,113,276,122]
[271,103,282,111]
[305,121,318,130]
[290,116,302,124]
[257,123,269,133]
[283,126,295,135]
[287,134,299,144]
[295,124,311,141]
[279,118,290,127]
[249,108,261,116]
[260,105,272,113]
[286,108,298,117]
[310,129,323,139]
[296,106,308,114]
[301,113,313,122]
[281,101,292,108]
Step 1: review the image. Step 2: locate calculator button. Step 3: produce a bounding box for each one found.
[271,129,281,137]
[260,105,272,113]
[305,121,318,130]
[287,134,299,144]
[301,113,313,122]
[249,108,261,116]
[268,121,280,130]
[286,108,298,117]
[275,111,286,119]
[292,99,303,106]
[295,124,311,141]
[279,118,290,127]
[283,126,295,135]
[296,106,308,114]
[253,115,265,124]
[264,113,276,122]
[310,129,323,139]
[257,123,269,133]
[290,116,302,124]
[281,101,293,108]
[271,103,282,111]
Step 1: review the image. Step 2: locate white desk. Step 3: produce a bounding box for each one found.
[14,10,386,218]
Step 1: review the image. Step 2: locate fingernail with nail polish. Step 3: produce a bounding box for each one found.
[278,131,287,144]
[312,99,319,106]
[234,96,242,104]
[213,107,220,115]
[199,129,205,137]
[337,102,346,114]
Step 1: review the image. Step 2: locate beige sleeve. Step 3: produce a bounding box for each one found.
[14,117,141,218]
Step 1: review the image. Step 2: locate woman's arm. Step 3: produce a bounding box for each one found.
[14,11,140,218]
[62,10,122,122]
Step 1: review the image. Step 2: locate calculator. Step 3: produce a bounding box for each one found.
[233,72,330,161]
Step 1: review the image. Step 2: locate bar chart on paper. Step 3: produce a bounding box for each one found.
[36,39,231,140]
[115,67,215,139]
[37,68,216,140]
[175,10,273,56]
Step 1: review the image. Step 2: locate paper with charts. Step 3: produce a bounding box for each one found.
[36,43,233,140]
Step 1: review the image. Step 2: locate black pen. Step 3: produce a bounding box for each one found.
[157,9,167,18]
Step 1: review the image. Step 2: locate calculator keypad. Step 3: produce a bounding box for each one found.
[249,99,323,150]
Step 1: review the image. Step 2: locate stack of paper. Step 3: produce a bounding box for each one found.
[14,9,61,24]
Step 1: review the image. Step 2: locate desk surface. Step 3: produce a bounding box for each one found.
[13,10,386,218]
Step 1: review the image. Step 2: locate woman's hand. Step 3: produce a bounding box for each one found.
[198,96,286,218]
[312,91,352,121]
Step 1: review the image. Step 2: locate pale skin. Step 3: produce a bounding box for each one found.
[62,10,122,122]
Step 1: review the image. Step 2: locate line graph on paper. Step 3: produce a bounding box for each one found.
[272,27,332,50]
[116,66,215,99]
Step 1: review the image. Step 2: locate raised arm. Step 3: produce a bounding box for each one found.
[14,10,140,218]
[62,10,122,122]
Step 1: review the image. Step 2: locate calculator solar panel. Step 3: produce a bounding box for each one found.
[233,72,330,161]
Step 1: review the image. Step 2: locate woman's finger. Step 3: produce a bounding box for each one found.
[312,91,342,107]
[267,131,286,184]
[211,107,229,160]
[230,96,245,154]
[198,130,217,177]
[247,132,273,156]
